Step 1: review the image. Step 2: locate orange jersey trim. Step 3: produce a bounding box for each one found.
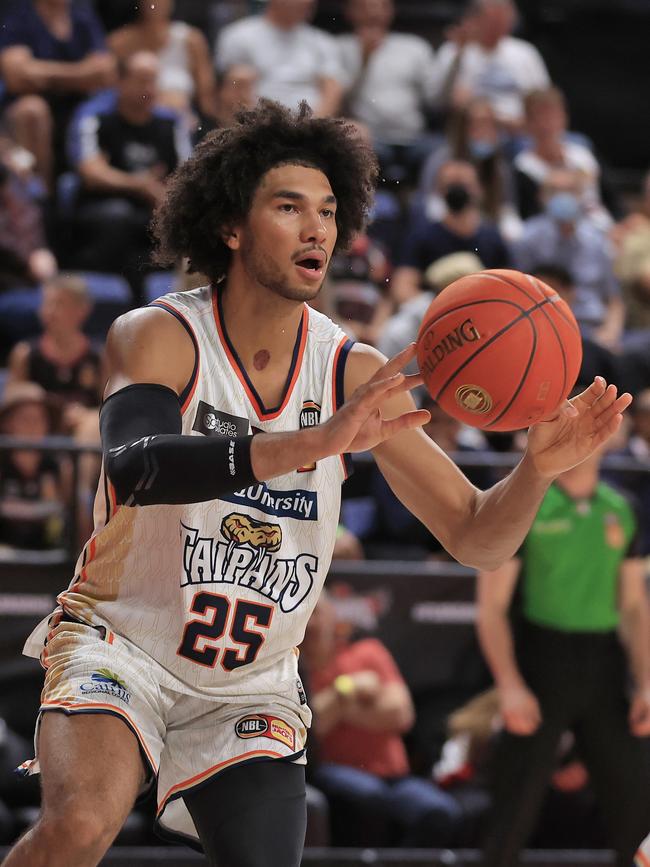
[211,288,308,422]
[41,700,158,772]
[157,748,283,811]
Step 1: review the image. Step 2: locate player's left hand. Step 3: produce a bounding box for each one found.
[629,686,650,737]
[526,377,632,478]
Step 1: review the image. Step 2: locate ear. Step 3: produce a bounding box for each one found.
[222,226,240,251]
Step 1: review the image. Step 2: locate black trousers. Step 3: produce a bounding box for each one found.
[482,620,650,867]
[183,759,306,867]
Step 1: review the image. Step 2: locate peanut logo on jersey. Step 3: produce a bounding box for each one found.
[192,400,249,438]
[235,714,296,750]
[220,483,318,520]
[180,514,317,611]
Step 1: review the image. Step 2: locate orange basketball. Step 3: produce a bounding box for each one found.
[416,269,583,432]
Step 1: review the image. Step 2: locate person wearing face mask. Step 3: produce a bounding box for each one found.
[391,159,510,304]
[417,99,521,241]
[513,167,624,349]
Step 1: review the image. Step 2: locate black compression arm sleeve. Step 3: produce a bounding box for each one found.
[100,384,257,506]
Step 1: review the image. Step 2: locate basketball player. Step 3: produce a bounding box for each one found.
[4,101,632,867]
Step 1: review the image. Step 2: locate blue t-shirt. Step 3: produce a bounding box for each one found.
[398,215,510,272]
[0,0,106,63]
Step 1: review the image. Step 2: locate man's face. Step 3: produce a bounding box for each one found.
[476,0,515,42]
[39,287,89,336]
[347,0,394,29]
[268,0,315,27]
[528,98,567,140]
[3,402,49,439]
[437,161,482,200]
[120,57,159,111]
[232,164,338,303]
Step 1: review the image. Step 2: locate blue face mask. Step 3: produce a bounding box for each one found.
[469,139,497,160]
[546,192,581,223]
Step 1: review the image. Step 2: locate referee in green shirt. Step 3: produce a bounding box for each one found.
[477,447,650,867]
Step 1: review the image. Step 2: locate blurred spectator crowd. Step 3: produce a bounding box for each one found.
[0,0,649,857]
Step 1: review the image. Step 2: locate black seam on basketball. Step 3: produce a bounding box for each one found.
[432,297,552,402]
[494,273,569,399]
[419,298,527,340]
[485,315,538,428]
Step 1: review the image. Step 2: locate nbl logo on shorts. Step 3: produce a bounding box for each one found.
[192,401,249,439]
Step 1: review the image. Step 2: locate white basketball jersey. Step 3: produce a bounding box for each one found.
[25,286,354,699]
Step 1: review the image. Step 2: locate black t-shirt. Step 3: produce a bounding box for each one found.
[28,337,102,407]
[0,454,64,549]
[399,216,510,272]
[80,111,180,202]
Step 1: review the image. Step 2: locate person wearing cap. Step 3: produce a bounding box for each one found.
[0,382,66,550]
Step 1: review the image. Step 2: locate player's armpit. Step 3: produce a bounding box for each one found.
[101,384,257,506]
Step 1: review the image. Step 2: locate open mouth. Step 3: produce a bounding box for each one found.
[295,257,322,271]
[294,251,326,281]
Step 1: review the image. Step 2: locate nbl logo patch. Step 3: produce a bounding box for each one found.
[192,401,249,438]
[235,714,296,750]
[298,400,320,473]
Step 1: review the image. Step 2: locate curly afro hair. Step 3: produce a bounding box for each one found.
[152,100,379,285]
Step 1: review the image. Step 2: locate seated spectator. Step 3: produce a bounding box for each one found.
[612,169,650,332]
[70,51,191,293]
[0,149,57,291]
[0,0,115,187]
[6,272,103,542]
[7,273,102,413]
[0,381,67,551]
[512,168,624,348]
[378,250,484,375]
[351,394,493,560]
[391,160,510,304]
[186,63,258,145]
[418,98,521,241]
[337,0,437,182]
[532,265,620,389]
[432,0,550,135]
[215,0,344,117]
[301,592,462,847]
[605,389,650,556]
[107,0,218,126]
[514,87,613,229]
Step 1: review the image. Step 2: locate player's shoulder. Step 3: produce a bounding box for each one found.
[344,342,388,393]
[106,303,193,359]
[597,480,635,516]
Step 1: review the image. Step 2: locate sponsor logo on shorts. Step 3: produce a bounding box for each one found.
[79,668,131,704]
[235,714,296,750]
[192,401,249,439]
[455,384,493,414]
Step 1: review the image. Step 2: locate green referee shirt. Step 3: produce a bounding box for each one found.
[521,481,638,632]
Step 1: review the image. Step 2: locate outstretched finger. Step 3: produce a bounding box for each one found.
[378,409,431,440]
[594,392,632,430]
[372,343,418,381]
[571,376,607,411]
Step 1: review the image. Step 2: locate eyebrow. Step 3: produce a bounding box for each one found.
[271,190,337,205]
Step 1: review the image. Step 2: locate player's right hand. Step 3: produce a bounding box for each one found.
[499,683,542,736]
[321,344,430,455]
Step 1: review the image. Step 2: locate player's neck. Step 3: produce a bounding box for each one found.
[218,277,305,369]
[556,469,599,500]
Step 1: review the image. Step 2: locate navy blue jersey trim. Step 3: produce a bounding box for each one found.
[215,288,305,416]
[334,338,355,478]
[149,301,199,408]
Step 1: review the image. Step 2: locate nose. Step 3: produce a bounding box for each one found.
[299,209,328,245]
